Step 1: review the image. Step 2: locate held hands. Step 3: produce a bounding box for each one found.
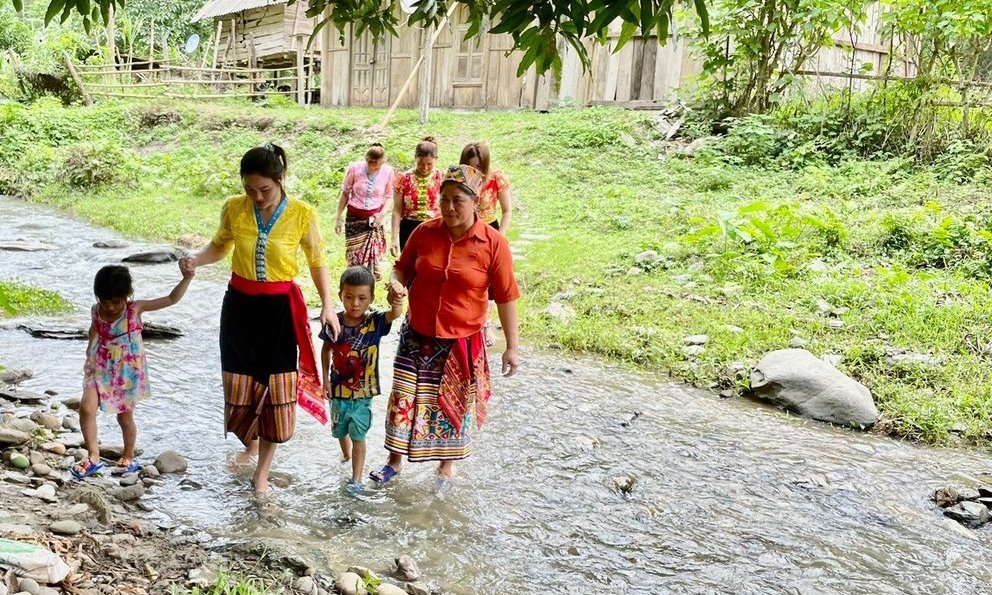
[386,279,407,306]
[179,257,196,279]
[502,348,519,378]
[373,214,385,229]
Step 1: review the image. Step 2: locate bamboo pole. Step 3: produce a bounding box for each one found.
[211,19,222,73]
[63,51,92,106]
[296,35,305,105]
[418,24,434,125]
[149,21,155,64]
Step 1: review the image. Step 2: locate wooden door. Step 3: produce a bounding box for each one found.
[350,30,391,107]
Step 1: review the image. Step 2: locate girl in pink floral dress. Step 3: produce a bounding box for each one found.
[72,265,193,479]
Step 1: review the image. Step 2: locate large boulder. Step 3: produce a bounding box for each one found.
[122,250,179,264]
[750,349,878,427]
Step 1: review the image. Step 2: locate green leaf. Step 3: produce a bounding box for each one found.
[45,0,67,26]
[694,0,709,36]
[13,0,22,13]
[614,20,637,54]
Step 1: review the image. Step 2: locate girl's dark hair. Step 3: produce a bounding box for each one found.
[459,142,490,176]
[241,143,287,181]
[339,265,376,294]
[366,143,386,162]
[414,136,438,158]
[94,265,133,301]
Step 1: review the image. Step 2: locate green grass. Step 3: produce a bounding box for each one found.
[2,98,992,447]
[0,279,71,317]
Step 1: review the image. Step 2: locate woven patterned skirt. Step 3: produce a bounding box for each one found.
[345,215,386,279]
[219,287,298,444]
[385,324,489,462]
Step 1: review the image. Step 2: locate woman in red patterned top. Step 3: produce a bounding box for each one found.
[460,142,514,344]
[459,142,512,235]
[390,136,444,256]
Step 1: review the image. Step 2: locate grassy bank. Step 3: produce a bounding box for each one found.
[0,279,71,317]
[1,98,991,447]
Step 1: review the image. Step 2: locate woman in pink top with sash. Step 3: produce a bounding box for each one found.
[335,143,396,280]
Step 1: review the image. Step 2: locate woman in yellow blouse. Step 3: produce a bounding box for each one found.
[182,143,341,494]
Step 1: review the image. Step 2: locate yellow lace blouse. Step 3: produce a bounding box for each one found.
[211,195,326,282]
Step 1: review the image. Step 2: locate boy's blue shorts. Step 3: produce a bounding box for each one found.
[331,398,372,442]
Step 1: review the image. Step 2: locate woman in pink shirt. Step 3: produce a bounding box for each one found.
[335,143,396,279]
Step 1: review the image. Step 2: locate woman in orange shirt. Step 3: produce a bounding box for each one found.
[371,164,521,485]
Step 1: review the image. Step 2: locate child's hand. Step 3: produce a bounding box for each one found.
[179,257,196,278]
[387,279,407,304]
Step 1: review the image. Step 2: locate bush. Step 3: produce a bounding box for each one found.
[63,141,126,188]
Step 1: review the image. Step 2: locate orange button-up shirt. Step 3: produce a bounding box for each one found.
[396,217,520,339]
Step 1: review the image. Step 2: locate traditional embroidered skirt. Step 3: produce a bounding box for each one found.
[384,323,491,462]
[220,275,326,445]
[345,214,386,279]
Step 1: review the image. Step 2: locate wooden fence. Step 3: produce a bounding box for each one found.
[66,55,318,105]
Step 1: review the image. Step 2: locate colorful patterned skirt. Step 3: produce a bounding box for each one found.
[345,214,386,279]
[384,323,491,462]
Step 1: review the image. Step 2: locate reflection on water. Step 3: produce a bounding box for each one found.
[1,197,991,594]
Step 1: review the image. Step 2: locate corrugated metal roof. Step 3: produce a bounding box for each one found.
[192,0,288,22]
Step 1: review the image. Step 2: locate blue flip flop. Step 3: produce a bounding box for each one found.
[70,460,104,480]
[369,464,399,484]
[111,460,140,476]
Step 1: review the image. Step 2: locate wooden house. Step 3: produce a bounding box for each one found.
[316,3,902,111]
[192,0,320,69]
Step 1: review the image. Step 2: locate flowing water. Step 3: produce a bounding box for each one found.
[0,197,990,594]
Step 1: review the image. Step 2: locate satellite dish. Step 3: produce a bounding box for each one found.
[399,0,417,15]
[184,33,201,54]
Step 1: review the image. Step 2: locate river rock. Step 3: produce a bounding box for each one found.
[683,334,709,346]
[944,501,990,528]
[957,488,981,502]
[30,412,61,432]
[119,475,139,487]
[0,388,44,405]
[979,487,992,498]
[59,433,85,448]
[49,520,82,536]
[41,442,66,456]
[976,497,992,509]
[141,322,184,339]
[0,240,54,252]
[269,471,291,488]
[0,427,30,446]
[934,487,959,508]
[27,484,57,503]
[139,465,160,479]
[294,576,317,595]
[0,368,32,384]
[31,464,52,477]
[3,471,31,484]
[62,416,81,432]
[375,585,407,595]
[29,451,46,466]
[8,417,38,433]
[99,444,144,460]
[788,337,808,349]
[17,324,87,340]
[750,349,878,427]
[394,555,421,581]
[404,584,429,595]
[634,250,661,268]
[682,345,705,357]
[122,250,179,264]
[62,399,81,412]
[154,450,187,473]
[114,484,146,502]
[94,240,128,249]
[16,578,41,595]
[9,452,29,469]
[335,573,367,595]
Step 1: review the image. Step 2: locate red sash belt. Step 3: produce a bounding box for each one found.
[229,274,327,425]
[347,206,381,218]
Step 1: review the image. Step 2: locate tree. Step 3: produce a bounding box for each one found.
[14,0,709,76]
